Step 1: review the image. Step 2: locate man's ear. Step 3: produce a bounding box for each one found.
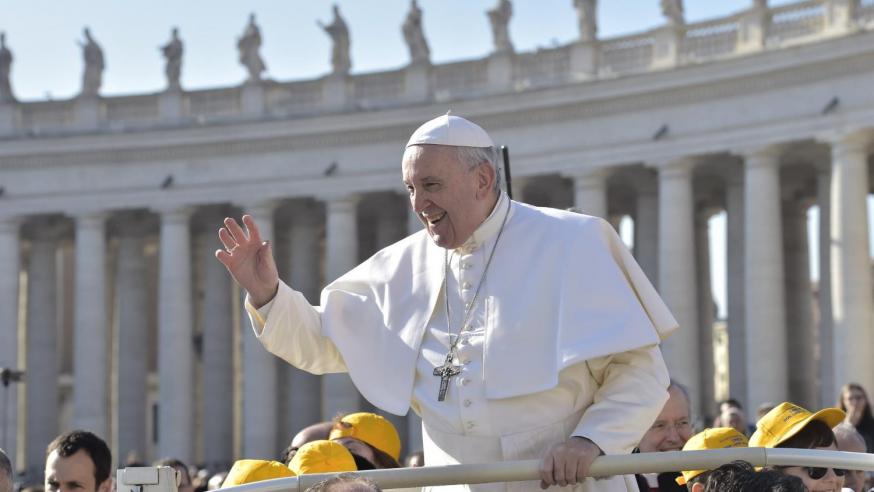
[475,162,496,199]
[97,476,113,492]
[690,481,704,492]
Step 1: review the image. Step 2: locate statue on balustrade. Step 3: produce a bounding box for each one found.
[660,0,685,27]
[161,27,183,91]
[79,27,104,97]
[487,0,514,53]
[573,0,598,43]
[0,32,14,103]
[238,13,266,83]
[318,5,351,75]
[402,0,431,65]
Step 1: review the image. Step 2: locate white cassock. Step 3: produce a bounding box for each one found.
[248,192,677,492]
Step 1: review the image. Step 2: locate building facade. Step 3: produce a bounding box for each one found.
[0,0,873,479]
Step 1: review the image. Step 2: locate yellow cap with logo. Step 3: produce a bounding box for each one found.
[675,428,749,485]
[289,440,358,475]
[329,412,402,461]
[749,402,845,448]
[222,460,295,488]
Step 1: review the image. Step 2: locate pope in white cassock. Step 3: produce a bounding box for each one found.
[216,115,679,492]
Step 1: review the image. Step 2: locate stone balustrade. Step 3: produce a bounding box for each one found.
[1,0,871,138]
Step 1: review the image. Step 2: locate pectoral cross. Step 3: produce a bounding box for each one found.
[433,351,461,401]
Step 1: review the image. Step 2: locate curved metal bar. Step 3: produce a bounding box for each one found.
[218,448,874,492]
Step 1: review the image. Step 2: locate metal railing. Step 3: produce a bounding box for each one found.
[219,448,874,491]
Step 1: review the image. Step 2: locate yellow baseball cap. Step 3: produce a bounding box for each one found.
[675,428,749,485]
[222,460,295,488]
[289,440,358,475]
[329,412,401,461]
[749,402,845,448]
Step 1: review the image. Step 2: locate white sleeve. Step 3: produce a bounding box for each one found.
[245,280,347,375]
[571,344,670,455]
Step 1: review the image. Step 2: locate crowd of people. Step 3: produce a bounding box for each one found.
[0,383,872,492]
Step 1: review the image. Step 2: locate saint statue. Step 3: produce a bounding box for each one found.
[573,0,598,43]
[402,0,431,65]
[237,13,266,83]
[161,27,183,91]
[0,32,14,103]
[660,0,685,26]
[487,0,514,53]
[318,5,351,75]
[79,27,104,97]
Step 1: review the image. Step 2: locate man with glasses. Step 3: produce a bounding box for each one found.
[635,381,693,491]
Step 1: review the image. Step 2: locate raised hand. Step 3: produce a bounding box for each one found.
[215,215,279,308]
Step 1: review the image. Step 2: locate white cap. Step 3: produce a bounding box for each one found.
[406,113,495,148]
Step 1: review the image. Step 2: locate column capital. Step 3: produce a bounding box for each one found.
[318,192,362,209]
[72,211,108,229]
[823,130,872,156]
[236,200,280,217]
[155,206,194,224]
[564,168,610,188]
[654,156,697,178]
[734,144,783,166]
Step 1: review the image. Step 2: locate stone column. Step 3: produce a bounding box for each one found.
[25,221,63,479]
[829,133,874,394]
[72,212,109,436]
[634,181,659,285]
[783,198,816,409]
[284,203,323,439]
[197,211,234,467]
[0,219,20,460]
[817,169,834,407]
[695,209,715,415]
[570,170,608,218]
[743,147,788,410]
[321,194,361,420]
[725,174,747,404]
[156,207,194,461]
[114,218,150,461]
[656,159,700,415]
[239,202,280,458]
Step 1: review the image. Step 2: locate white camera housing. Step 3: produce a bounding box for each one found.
[117,467,180,492]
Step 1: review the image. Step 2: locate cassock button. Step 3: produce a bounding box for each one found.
[461,262,471,269]
[461,282,472,290]
[460,378,470,386]
[463,399,472,407]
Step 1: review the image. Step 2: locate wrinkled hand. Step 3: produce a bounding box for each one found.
[539,437,602,489]
[215,215,279,307]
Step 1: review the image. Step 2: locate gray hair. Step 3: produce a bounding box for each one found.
[455,146,503,194]
[0,448,11,492]
[833,422,866,450]
[305,473,381,492]
[668,379,693,417]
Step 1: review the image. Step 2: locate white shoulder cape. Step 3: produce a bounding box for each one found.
[318,201,678,416]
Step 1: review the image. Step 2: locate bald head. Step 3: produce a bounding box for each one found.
[0,448,12,492]
[833,423,866,453]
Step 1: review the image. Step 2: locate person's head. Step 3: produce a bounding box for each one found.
[676,428,748,491]
[329,413,401,469]
[832,422,866,492]
[751,402,846,492]
[402,115,502,250]
[403,451,424,468]
[221,460,294,488]
[153,458,192,492]
[281,422,334,464]
[718,399,744,414]
[638,380,693,453]
[0,447,12,492]
[45,431,112,492]
[702,461,805,492]
[720,408,748,436]
[305,473,381,492]
[838,383,872,426]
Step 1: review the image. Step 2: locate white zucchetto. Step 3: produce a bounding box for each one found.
[406,113,495,148]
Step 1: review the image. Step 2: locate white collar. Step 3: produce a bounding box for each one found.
[455,192,510,255]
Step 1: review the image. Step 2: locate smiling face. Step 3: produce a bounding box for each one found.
[638,385,693,453]
[402,145,498,249]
